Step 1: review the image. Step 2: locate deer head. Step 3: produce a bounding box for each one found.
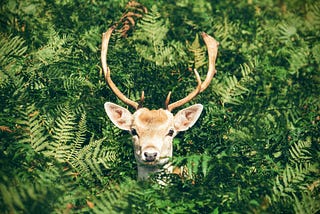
[101,26,219,180]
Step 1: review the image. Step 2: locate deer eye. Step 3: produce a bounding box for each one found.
[131,128,138,137]
[167,129,175,137]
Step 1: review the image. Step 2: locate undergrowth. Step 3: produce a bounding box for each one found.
[0,0,319,213]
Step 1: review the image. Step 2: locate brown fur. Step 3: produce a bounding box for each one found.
[138,109,168,125]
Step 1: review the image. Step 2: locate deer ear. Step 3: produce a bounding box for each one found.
[174,104,203,132]
[104,102,133,131]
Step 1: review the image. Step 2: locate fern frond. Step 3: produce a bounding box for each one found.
[306,2,320,27]
[44,105,75,162]
[31,25,71,65]
[240,59,257,82]
[16,104,48,152]
[0,34,27,66]
[70,137,118,182]
[0,173,62,214]
[188,33,206,69]
[63,76,95,91]
[92,178,141,213]
[293,192,320,214]
[216,75,248,106]
[0,34,27,87]
[287,47,309,75]
[311,42,320,64]
[278,22,298,42]
[272,162,316,203]
[66,113,87,163]
[212,16,240,49]
[272,165,302,202]
[173,153,211,181]
[289,139,312,164]
[117,1,147,37]
[0,182,25,212]
[136,6,167,43]
[132,5,185,66]
[215,60,256,106]
[271,139,315,204]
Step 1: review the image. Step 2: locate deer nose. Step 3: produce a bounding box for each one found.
[144,152,157,162]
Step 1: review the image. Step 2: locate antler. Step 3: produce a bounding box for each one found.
[165,32,219,112]
[101,26,143,109]
[102,27,218,111]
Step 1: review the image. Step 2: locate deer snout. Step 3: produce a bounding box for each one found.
[144,152,157,162]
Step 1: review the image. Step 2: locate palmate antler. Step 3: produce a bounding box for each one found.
[101,26,219,111]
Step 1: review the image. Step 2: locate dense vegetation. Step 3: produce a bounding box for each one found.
[0,0,319,213]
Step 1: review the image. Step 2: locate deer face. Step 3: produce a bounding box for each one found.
[105,102,203,167]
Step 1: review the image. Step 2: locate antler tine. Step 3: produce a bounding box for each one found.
[165,69,202,111]
[166,32,219,112]
[101,26,140,109]
[138,91,145,108]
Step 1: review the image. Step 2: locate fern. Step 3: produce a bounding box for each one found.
[311,42,320,64]
[42,105,117,183]
[63,76,95,91]
[31,25,71,65]
[220,75,247,105]
[276,19,311,77]
[289,139,312,164]
[215,59,256,106]
[306,2,320,28]
[92,178,141,214]
[66,112,87,163]
[278,22,298,42]
[271,139,315,205]
[287,46,309,76]
[0,34,27,67]
[70,137,118,182]
[0,34,27,87]
[132,5,186,66]
[293,192,320,214]
[15,104,48,152]
[0,178,54,213]
[173,153,211,181]
[212,15,241,50]
[1,1,319,213]
[45,105,75,161]
[188,33,207,69]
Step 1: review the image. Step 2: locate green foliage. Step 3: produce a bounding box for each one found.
[0,0,319,213]
[272,139,314,200]
[131,5,187,67]
[15,104,48,152]
[0,34,27,85]
[215,59,257,106]
[188,33,207,69]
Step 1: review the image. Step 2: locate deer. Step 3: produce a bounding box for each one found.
[101,26,219,180]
